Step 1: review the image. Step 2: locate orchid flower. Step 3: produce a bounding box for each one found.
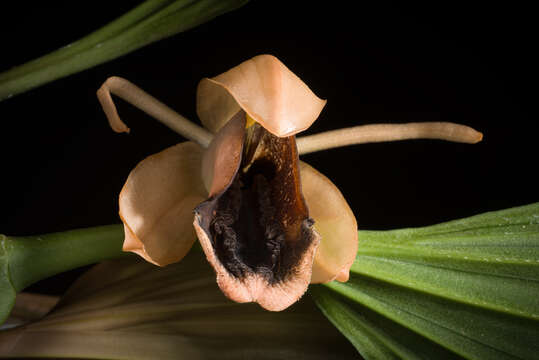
[97,55,482,311]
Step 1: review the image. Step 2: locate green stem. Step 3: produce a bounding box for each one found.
[2,225,124,292]
[0,0,249,101]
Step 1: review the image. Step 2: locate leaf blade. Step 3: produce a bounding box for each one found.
[0,249,357,359]
[0,0,249,101]
[313,202,539,360]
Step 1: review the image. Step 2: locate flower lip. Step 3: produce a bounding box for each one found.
[196,54,327,137]
[193,111,321,311]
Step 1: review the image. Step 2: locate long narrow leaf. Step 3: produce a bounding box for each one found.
[0,248,357,359]
[0,240,16,331]
[312,202,539,360]
[0,0,248,101]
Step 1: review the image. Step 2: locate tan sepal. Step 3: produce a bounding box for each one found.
[196,54,326,137]
[299,162,358,283]
[119,142,207,266]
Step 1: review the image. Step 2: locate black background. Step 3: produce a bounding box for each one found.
[0,1,537,292]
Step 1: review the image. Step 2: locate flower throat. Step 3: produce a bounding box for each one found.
[205,122,316,284]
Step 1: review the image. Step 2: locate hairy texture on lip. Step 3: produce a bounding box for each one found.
[211,173,284,280]
[194,123,320,310]
[211,171,314,284]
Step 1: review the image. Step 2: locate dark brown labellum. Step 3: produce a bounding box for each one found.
[194,112,320,310]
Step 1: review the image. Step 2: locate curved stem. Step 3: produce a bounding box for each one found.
[4,225,124,292]
[97,76,213,147]
[296,122,483,155]
[1,226,125,325]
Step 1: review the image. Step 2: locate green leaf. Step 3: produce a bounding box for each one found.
[0,248,357,359]
[312,202,539,360]
[0,225,124,325]
[0,0,249,101]
[0,239,16,332]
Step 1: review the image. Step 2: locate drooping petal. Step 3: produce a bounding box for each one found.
[196,54,327,137]
[194,113,320,311]
[120,142,207,266]
[299,162,358,283]
[200,111,246,195]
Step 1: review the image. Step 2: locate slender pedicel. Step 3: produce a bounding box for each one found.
[296,122,483,155]
[97,76,213,147]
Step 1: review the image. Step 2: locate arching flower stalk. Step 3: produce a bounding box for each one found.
[98,55,482,311]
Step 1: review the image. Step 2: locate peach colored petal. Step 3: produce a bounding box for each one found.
[119,142,207,266]
[299,162,358,283]
[200,111,245,196]
[196,54,326,137]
